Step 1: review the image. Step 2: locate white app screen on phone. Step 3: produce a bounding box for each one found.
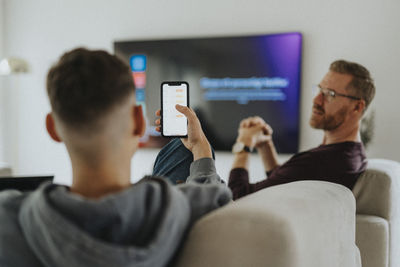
[162,83,188,136]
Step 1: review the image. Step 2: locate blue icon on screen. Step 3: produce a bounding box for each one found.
[136,89,145,102]
[130,55,147,72]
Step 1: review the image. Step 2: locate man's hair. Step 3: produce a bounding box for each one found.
[47,48,135,129]
[330,60,375,111]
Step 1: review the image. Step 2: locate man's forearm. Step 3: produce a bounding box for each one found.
[257,141,279,172]
[232,152,250,170]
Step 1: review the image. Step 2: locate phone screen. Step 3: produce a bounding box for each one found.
[161,82,189,137]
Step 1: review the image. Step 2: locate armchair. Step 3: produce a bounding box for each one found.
[353,159,400,267]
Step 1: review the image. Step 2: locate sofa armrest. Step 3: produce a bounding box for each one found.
[353,159,400,267]
[356,214,389,267]
[175,181,360,267]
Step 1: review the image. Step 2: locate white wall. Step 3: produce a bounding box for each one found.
[2,0,400,185]
[0,0,3,55]
[0,0,5,163]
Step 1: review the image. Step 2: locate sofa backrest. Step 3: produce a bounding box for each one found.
[176,181,360,267]
[353,158,400,220]
[353,158,400,267]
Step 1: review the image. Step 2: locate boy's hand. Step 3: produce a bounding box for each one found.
[155,105,212,160]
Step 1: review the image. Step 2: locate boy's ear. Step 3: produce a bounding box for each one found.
[133,105,146,137]
[46,113,62,142]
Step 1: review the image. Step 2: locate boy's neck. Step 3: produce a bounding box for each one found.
[70,160,132,199]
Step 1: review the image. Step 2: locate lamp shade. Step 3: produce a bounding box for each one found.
[0,57,30,75]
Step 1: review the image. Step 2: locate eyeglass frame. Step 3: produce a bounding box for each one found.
[313,84,362,102]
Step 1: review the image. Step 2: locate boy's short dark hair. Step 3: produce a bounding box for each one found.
[46,48,135,128]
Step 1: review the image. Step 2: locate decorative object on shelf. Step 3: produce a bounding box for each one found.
[0,162,12,177]
[0,57,29,75]
[0,56,30,173]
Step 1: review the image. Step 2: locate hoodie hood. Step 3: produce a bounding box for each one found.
[18,178,191,267]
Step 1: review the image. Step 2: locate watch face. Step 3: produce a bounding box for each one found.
[232,142,245,153]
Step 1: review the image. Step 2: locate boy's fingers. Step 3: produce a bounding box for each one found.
[175,105,194,121]
[155,109,161,116]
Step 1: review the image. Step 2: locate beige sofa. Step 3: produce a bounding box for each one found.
[176,159,400,267]
[354,159,400,267]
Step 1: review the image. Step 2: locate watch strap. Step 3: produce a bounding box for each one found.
[243,146,252,153]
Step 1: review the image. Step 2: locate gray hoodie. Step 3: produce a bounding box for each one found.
[0,158,232,267]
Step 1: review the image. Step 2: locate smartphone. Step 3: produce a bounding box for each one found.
[161,81,189,137]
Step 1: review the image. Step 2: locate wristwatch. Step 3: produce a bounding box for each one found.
[232,142,253,153]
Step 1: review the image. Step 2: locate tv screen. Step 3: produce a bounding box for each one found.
[114,32,302,153]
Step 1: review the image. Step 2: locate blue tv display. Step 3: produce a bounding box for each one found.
[114,32,302,153]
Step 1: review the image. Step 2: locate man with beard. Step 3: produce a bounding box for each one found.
[228,60,375,200]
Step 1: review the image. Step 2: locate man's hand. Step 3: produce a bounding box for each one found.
[234,116,279,172]
[155,105,212,160]
[237,116,273,148]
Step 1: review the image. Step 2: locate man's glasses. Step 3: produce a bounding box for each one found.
[312,85,361,103]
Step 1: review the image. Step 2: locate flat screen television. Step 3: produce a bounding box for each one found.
[114,32,302,153]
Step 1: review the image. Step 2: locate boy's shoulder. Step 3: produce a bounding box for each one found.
[0,189,27,216]
[0,190,30,235]
[0,190,41,265]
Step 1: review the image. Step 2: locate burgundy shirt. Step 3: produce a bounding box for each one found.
[228,141,367,200]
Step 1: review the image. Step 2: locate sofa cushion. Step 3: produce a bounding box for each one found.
[356,214,389,267]
[175,181,360,267]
